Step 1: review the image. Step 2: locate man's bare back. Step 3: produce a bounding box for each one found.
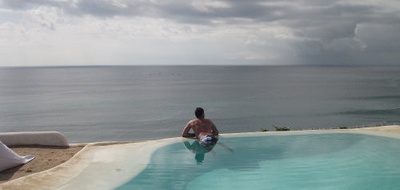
[182,107,233,154]
[181,118,219,139]
[181,107,219,139]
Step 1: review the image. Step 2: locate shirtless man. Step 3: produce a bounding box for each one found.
[181,107,219,144]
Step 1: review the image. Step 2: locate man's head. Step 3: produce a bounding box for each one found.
[194,107,204,119]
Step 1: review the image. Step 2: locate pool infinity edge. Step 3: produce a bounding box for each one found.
[1,125,399,190]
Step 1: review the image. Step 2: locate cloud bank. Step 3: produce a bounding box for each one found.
[1,0,400,66]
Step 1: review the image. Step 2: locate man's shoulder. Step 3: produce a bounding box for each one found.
[188,119,199,124]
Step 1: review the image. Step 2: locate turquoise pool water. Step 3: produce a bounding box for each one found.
[117,133,400,190]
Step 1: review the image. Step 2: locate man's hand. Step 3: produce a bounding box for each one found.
[182,133,195,138]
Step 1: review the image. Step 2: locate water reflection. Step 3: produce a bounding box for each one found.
[118,134,373,190]
[182,139,234,163]
[183,140,216,163]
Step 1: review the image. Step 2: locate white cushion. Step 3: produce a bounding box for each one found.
[0,141,35,172]
[0,131,69,147]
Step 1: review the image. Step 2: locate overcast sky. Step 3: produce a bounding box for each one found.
[1,0,400,66]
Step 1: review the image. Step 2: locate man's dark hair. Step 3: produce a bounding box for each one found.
[194,107,204,118]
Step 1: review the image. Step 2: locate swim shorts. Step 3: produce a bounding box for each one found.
[200,135,218,145]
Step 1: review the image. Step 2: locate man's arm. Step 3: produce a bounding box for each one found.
[211,121,219,136]
[181,123,195,138]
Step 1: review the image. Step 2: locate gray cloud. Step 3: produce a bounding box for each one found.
[0,1,378,22]
[1,0,400,66]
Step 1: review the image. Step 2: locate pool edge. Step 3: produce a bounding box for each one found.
[1,125,400,189]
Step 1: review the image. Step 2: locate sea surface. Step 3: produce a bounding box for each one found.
[0,66,399,143]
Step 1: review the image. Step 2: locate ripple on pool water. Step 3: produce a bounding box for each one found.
[117,133,400,190]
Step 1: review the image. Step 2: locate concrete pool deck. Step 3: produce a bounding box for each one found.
[1,125,400,190]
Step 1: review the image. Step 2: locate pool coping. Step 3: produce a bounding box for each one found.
[1,125,400,190]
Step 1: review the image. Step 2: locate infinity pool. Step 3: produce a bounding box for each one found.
[117,133,400,190]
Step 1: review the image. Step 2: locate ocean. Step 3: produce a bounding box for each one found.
[0,66,399,143]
